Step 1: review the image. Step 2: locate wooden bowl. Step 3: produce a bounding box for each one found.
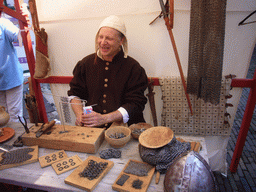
[129,123,153,140]
[105,126,131,148]
[139,126,174,148]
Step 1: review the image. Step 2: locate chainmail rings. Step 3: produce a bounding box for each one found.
[139,136,191,173]
[124,161,153,176]
[187,0,227,104]
[99,148,121,159]
[0,148,34,165]
[79,160,108,180]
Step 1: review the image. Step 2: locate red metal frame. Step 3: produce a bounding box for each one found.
[1,0,48,123]
[230,68,256,172]
[36,76,161,86]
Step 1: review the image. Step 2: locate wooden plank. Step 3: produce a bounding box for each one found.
[64,156,114,192]
[0,146,38,170]
[52,155,83,175]
[22,124,105,153]
[112,159,155,192]
[176,137,202,153]
[39,150,68,168]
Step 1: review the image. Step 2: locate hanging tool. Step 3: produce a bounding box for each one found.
[18,116,30,133]
[36,120,55,138]
[146,78,158,126]
[25,92,39,126]
[151,0,193,116]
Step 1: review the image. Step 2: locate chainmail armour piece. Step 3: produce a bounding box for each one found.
[139,136,191,173]
[124,161,153,176]
[99,148,121,159]
[79,160,108,180]
[187,0,227,104]
[132,179,143,189]
[0,148,34,165]
[60,96,72,124]
[116,174,130,186]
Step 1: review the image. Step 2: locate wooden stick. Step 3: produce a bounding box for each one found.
[155,171,160,184]
[194,142,201,152]
[190,141,196,151]
[165,21,193,116]
[160,0,193,116]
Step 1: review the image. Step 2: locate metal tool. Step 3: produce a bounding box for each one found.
[35,123,45,138]
[13,136,24,147]
[0,146,10,153]
[13,124,34,147]
[0,144,13,153]
[18,116,30,133]
[146,79,158,126]
[25,93,39,126]
[36,120,55,138]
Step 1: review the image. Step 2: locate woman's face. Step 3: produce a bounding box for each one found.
[97,27,124,61]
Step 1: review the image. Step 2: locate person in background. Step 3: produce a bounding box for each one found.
[68,15,148,129]
[0,4,30,122]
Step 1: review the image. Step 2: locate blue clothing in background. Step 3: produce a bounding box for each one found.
[0,17,24,90]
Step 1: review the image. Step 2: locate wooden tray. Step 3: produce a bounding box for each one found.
[0,127,15,143]
[22,124,105,153]
[0,145,38,170]
[39,150,68,168]
[52,155,83,175]
[65,156,114,192]
[112,159,155,192]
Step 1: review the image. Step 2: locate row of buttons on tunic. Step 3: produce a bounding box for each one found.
[103,62,110,128]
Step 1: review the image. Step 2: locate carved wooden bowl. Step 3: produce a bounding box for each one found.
[129,123,153,140]
[105,126,131,148]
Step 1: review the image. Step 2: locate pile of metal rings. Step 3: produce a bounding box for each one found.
[79,160,108,180]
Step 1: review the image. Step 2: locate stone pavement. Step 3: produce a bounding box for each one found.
[213,46,256,192]
[213,86,256,192]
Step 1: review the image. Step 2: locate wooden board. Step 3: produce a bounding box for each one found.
[22,124,105,153]
[0,127,15,143]
[52,155,83,175]
[39,150,68,168]
[112,159,155,192]
[176,137,202,152]
[65,156,114,192]
[0,146,38,170]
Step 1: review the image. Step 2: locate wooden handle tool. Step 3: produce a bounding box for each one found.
[155,171,160,184]
[36,120,55,138]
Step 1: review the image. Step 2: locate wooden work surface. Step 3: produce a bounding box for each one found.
[0,122,209,192]
[22,124,105,154]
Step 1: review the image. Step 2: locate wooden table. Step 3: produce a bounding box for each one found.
[0,122,208,192]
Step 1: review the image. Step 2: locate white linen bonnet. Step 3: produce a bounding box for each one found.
[95,15,128,58]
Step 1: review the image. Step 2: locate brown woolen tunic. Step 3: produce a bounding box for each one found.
[68,51,148,126]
